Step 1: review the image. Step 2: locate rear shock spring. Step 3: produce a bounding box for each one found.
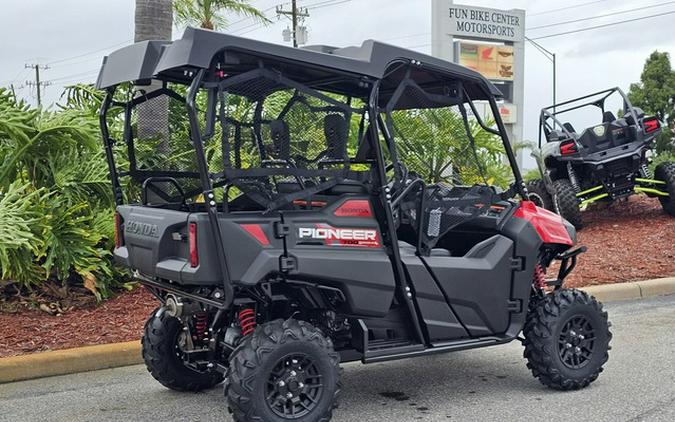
[193,312,209,340]
[238,308,257,336]
[640,163,652,179]
[533,264,547,290]
[567,163,580,193]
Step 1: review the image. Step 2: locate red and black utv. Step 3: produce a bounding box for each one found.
[97,28,611,422]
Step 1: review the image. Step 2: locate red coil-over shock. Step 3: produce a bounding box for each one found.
[238,308,257,336]
[193,312,209,341]
[533,264,547,290]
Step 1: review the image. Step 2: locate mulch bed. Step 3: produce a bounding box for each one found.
[1,196,673,358]
[0,288,156,358]
[564,195,675,288]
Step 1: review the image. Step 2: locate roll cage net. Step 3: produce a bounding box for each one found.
[208,68,368,211]
[382,70,507,252]
[108,68,370,211]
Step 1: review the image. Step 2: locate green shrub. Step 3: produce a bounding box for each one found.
[522,167,543,182]
[0,87,124,299]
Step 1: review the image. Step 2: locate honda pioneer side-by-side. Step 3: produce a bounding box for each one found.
[97,28,611,422]
[528,87,675,228]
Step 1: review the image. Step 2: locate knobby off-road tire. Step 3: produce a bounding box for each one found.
[142,308,223,391]
[526,179,554,210]
[654,161,675,216]
[524,289,612,390]
[225,319,341,422]
[552,178,583,229]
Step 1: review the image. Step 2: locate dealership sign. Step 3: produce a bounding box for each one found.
[457,42,514,81]
[447,4,524,42]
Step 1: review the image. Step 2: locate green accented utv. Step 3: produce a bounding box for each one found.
[528,87,674,228]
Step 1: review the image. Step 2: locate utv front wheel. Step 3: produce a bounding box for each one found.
[552,179,583,228]
[526,179,554,210]
[524,289,612,390]
[142,308,223,391]
[654,161,675,216]
[225,319,341,422]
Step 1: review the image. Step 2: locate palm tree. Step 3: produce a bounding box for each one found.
[173,0,269,30]
[135,0,173,42]
[134,0,173,153]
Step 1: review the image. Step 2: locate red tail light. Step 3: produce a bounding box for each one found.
[189,222,198,268]
[643,117,660,134]
[560,140,578,155]
[114,212,123,248]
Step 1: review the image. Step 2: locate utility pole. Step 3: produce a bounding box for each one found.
[25,63,51,107]
[277,0,309,47]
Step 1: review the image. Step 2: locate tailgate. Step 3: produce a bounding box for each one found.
[115,205,192,281]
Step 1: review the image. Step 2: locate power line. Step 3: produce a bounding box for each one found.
[530,9,675,40]
[0,67,30,86]
[305,0,350,9]
[46,39,132,66]
[528,0,675,31]
[229,4,279,30]
[234,0,349,37]
[528,0,609,17]
[48,55,107,69]
[48,68,100,82]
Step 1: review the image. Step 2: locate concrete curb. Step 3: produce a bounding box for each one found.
[580,276,675,302]
[1,277,673,384]
[0,340,141,384]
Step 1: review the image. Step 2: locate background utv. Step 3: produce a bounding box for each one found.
[97,28,612,422]
[528,87,675,228]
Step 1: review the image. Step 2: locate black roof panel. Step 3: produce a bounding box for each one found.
[96,27,502,99]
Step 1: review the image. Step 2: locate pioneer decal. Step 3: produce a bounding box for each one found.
[298,225,381,248]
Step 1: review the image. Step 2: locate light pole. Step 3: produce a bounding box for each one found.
[525,36,556,114]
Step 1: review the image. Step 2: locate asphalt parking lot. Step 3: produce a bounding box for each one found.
[0,295,673,422]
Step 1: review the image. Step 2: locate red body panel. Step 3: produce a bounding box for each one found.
[334,199,373,218]
[240,223,271,246]
[513,200,573,246]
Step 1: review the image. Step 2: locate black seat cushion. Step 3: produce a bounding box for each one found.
[325,179,368,195]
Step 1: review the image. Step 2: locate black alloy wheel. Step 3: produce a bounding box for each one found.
[266,353,324,419]
[557,315,596,369]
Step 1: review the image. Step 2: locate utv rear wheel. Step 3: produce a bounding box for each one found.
[526,179,554,210]
[654,161,675,216]
[225,319,341,422]
[142,308,223,391]
[524,289,611,390]
[552,179,583,228]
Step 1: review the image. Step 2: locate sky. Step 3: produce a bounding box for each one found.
[1,0,674,169]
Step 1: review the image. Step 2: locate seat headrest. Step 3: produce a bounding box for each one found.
[603,111,616,123]
[562,122,576,134]
[323,114,348,159]
[269,119,290,160]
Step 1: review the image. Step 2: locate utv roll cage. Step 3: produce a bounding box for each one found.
[538,87,643,149]
[97,28,525,310]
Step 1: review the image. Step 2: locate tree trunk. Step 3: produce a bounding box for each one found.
[134,0,173,155]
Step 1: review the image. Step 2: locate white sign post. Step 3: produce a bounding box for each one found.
[432,0,525,168]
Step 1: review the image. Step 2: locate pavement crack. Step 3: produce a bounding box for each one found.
[625,396,675,421]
